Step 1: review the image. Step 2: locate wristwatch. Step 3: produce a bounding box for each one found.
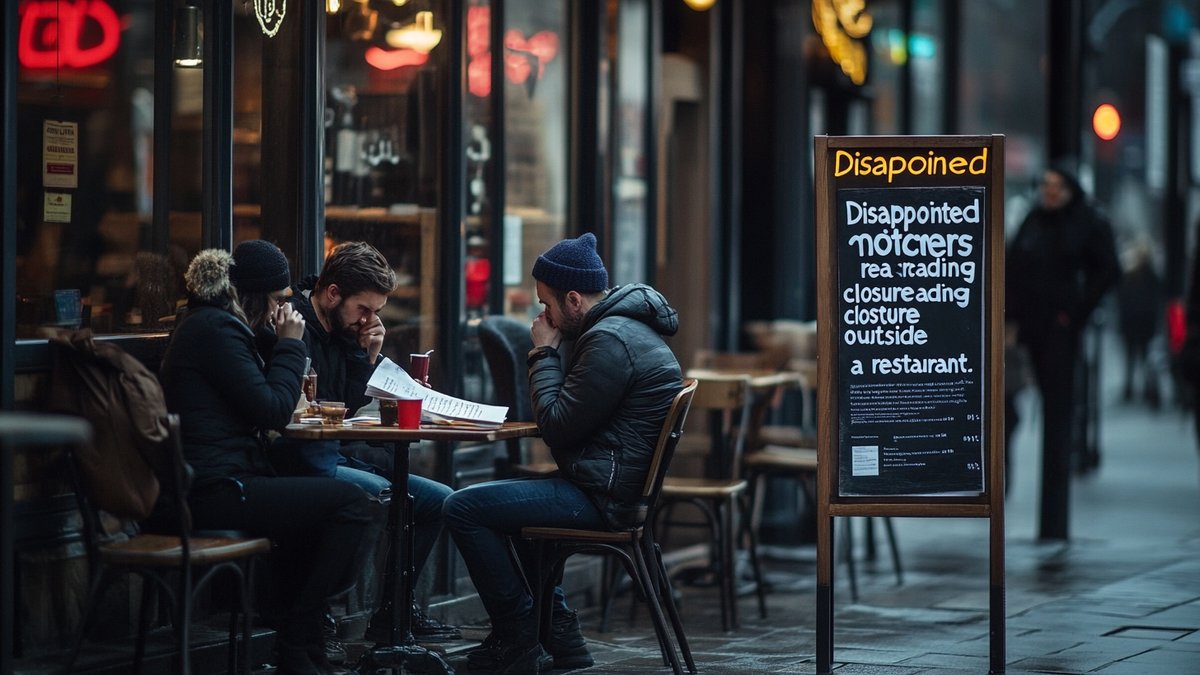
[526,345,557,367]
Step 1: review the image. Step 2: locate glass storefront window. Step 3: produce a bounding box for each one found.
[502,0,568,320]
[323,0,448,366]
[610,0,650,285]
[14,0,198,337]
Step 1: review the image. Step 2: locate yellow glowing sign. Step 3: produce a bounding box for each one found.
[812,0,872,85]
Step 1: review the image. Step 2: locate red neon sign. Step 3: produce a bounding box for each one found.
[365,47,429,71]
[465,5,559,97]
[19,0,122,70]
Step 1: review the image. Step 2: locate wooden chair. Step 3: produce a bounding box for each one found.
[521,379,698,675]
[743,437,903,603]
[657,374,768,631]
[63,415,271,675]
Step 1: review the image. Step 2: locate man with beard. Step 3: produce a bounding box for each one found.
[444,233,683,673]
[278,241,459,647]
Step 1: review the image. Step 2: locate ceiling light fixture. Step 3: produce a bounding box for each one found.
[386,11,442,53]
[173,2,202,67]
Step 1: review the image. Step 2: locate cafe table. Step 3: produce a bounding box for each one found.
[284,419,540,675]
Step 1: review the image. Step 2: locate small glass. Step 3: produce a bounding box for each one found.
[302,369,318,402]
[378,398,399,426]
[319,401,347,426]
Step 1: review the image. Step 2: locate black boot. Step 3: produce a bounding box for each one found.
[547,609,593,669]
[466,611,552,674]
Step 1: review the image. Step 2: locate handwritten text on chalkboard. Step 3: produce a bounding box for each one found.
[837,186,985,496]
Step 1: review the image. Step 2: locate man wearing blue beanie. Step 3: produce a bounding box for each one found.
[445,232,683,673]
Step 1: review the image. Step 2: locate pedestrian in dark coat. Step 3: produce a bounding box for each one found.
[160,245,372,675]
[444,232,683,673]
[1006,165,1121,540]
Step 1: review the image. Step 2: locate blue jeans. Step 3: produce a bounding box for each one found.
[332,468,450,584]
[443,476,606,623]
[335,465,391,502]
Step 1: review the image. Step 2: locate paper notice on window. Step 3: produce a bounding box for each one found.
[366,357,508,427]
[44,192,71,223]
[43,120,78,189]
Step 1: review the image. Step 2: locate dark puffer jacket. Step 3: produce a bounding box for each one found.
[529,283,682,527]
[159,304,307,488]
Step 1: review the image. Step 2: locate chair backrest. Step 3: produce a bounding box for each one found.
[692,349,779,373]
[478,315,534,421]
[686,373,754,480]
[642,379,698,508]
[68,414,193,563]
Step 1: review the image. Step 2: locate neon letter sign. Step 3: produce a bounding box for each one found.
[18,0,122,70]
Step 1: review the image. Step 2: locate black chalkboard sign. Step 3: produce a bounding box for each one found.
[836,185,985,496]
[813,136,1006,675]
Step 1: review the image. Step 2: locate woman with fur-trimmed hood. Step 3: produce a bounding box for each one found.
[159,244,371,675]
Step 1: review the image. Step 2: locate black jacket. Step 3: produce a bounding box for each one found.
[159,305,307,487]
[1007,194,1121,343]
[529,283,682,527]
[290,275,377,414]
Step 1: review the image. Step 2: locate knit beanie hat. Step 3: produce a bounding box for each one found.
[532,232,609,293]
[185,249,234,302]
[231,240,291,293]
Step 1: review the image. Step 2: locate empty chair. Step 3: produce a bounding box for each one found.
[64,414,270,675]
[657,374,768,631]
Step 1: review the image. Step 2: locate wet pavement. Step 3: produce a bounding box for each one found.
[433,329,1200,674]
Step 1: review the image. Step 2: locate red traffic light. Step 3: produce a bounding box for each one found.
[1093,103,1121,141]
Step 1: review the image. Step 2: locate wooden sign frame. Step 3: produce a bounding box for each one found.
[814,135,1006,674]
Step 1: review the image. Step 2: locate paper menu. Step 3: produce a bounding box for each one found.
[366,357,508,427]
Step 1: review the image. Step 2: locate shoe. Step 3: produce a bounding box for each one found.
[364,604,462,643]
[274,640,323,675]
[466,634,552,673]
[412,604,462,642]
[466,613,552,674]
[321,612,348,664]
[548,609,594,669]
[465,630,503,671]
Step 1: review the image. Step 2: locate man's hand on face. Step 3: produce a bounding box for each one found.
[531,311,562,350]
[358,314,386,364]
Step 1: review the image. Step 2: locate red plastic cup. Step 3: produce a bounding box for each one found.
[397,398,422,429]
[409,352,431,384]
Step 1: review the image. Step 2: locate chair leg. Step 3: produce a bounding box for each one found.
[132,576,156,675]
[650,539,696,673]
[739,494,769,619]
[178,567,193,675]
[238,561,256,675]
[631,541,684,675]
[598,554,618,632]
[719,498,739,631]
[62,566,110,675]
[883,517,904,586]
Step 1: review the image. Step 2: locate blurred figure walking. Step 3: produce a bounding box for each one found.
[1006,163,1121,540]
[1115,240,1164,408]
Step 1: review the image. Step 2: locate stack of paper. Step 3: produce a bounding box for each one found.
[366,357,508,429]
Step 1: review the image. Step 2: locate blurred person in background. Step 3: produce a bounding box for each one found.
[1115,239,1165,408]
[1006,163,1121,540]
